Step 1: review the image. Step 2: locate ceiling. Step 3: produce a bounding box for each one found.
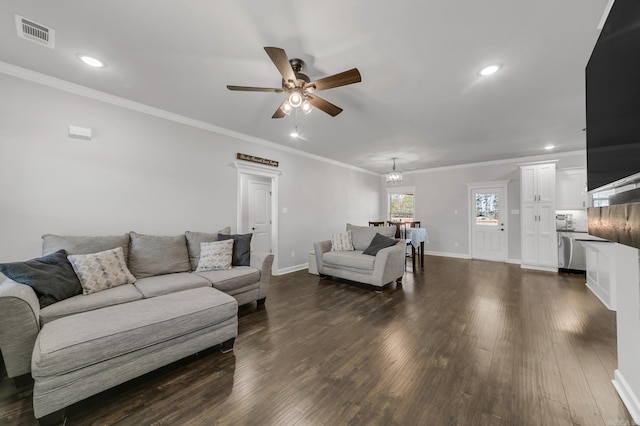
[0,1,608,174]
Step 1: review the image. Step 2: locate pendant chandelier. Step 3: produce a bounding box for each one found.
[386,158,403,184]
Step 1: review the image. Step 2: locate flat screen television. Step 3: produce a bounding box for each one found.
[586,0,640,192]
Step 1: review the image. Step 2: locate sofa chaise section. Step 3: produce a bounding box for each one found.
[31,287,238,422]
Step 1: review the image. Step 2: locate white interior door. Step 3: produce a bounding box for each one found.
[471,187,508,261]
[248,180,272,253]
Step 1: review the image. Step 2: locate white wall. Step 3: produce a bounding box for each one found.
[381,152,586,261]
[0,73,380,272]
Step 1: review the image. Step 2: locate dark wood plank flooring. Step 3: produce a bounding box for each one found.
[0,256,634,425]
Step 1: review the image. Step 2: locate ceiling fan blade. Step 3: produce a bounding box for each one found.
[272,99,288,118]
[307,94,343,117]
[227,85,284,93]
[308,68,361,92]
[264,47,296,83]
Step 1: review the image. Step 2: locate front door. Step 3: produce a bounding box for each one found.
[248,180,272,253]
[471,187,508,261]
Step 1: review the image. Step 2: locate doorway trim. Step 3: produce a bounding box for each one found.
[466,180,510,261]
[234,161,281,272]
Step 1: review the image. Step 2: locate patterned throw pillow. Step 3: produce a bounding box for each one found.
[331,230,354,251]
[67,247,137,295]
[196,239,234,272]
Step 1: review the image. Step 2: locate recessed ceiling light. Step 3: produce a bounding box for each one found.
[545,145,555,150]
[78,55,105,68]
[478,64,501,76]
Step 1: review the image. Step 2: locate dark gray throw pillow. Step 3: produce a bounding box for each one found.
[217,233,252,266]
[0,250,82,308]
[363,233,398,256]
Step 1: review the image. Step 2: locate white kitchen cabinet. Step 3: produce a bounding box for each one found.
[521,162,556,203]
[556,168,587,209]
[520,162,557,270]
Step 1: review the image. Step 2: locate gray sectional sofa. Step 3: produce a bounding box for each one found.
[0,228,273,424]
[313,223,405,290]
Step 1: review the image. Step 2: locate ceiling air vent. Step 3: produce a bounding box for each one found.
[15,15,55,48]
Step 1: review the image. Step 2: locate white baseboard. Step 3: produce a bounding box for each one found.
[520,264,558,273]
[424,251,471,260]
[585,281,615,311]
[273,263,309,276]
[613,369,640,425]
[506,258,521,265]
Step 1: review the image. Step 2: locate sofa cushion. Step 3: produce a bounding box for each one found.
[196,266,260,293]
[0,250,82,308]
[39,284,144,325]
[32,287,237,378]
[134,272,211,298]
[67,247,137,295]
[323,250,376,271]
[128,232,191,279]
[185,227,231,271]
[42,234,130,259]
[217,233,252,266]
[196,240,234,272]
[346,224,396,251]
[331,230,354,251]
[363,233,399,256]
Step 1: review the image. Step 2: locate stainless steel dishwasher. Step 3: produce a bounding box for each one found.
[557,231,588,271]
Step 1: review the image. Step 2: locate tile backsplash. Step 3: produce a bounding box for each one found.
[556,209,588,231]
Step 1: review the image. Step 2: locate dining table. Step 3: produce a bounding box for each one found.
[405,227,428,270]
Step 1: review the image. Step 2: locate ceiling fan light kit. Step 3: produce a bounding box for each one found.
[227,47,361,118]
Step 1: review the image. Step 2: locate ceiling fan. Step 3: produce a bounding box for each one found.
[227,47,361,118]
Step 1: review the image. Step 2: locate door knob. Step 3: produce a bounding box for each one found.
[252,227,256,231]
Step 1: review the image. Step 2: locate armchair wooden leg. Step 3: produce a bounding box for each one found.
[38,409,66,426]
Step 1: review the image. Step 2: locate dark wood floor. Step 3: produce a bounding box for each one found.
[0,256,635,425]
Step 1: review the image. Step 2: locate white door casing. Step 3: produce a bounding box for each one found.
[248,180,271,253]
[467,181,509,262]
[234,161,280,272]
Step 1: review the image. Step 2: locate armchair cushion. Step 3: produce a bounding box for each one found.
[346,224,396,250]
[323,250,375,271]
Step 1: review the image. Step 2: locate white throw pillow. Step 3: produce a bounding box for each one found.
[67,247,137,295]
[196,239,234,272]
[331,230,354,251]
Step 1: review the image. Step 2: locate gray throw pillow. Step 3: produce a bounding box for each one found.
[128,232,191,279]
[185,227,231,270]
[217,233,252,266]
[0,250,82,308]
[363,233,398,256]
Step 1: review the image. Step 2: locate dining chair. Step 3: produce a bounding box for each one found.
[368,221,385,227]
[386,221,406,238]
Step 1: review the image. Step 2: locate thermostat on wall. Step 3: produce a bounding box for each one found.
[68,125,92,140]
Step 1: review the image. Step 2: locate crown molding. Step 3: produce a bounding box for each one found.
[0,61,377,176]
[394,150,585,176]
